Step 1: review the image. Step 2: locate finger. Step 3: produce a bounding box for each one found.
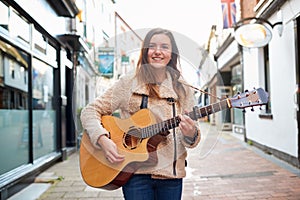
[180,114,190,121]
[113,152,125,160]
[179,119,196,134]
[106,153,124,163]
[180,115,193,127]
[179,122,190,132]
[111,151,125,162]
[179,114,188,124]
[179,117,189,127]
[111,157,125,163]
[109,155,125,163]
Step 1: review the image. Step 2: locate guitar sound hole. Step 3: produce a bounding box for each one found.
[123,131,142,150]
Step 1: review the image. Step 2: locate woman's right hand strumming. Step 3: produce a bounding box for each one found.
[97,135,125,164]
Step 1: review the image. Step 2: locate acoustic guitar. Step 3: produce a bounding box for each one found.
[79,88,269,190]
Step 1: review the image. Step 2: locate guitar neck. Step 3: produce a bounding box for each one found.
[190,98,230,120]
[140,99,230,139]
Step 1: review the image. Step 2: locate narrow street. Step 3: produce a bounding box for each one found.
[10,122,300,200]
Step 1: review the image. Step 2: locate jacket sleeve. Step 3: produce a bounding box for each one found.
[180,85,201,148]
[80,78,124,148]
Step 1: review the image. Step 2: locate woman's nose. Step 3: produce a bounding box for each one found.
[154,46,162,53]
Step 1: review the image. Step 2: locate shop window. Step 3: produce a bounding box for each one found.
[259,45,272,119]
[231,65,244,126]
[32,58,56,159]
[264,46,271,113]
[0,41,29,175]
[231,65,242,84]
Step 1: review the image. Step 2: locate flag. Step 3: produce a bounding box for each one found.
[221,0,236,29]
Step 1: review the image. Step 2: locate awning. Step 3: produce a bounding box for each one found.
[57,34,89,53]
[46,0,79,17]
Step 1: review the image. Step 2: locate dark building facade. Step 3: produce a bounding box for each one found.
[0,0,94,199]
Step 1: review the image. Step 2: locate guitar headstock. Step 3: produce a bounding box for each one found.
[230,88,269,109]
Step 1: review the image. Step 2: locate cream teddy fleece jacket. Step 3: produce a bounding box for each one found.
[80,72,201,179]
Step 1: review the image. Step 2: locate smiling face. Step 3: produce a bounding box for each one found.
[147,34,172,69]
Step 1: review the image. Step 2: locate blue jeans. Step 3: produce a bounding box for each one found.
[122,174,183,200]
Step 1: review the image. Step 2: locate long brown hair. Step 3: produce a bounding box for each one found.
[135,28,186,101]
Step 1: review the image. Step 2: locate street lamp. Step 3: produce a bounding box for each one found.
[233,12,283,48]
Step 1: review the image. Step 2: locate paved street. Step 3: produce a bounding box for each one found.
[14,122,300,200]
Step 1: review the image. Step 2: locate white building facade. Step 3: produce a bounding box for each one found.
[214,0,300,168]
[243,0,300,167]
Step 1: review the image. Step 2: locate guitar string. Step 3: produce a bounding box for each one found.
[179,80,223,100]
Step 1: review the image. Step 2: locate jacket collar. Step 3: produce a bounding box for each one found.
[131,72,179,100]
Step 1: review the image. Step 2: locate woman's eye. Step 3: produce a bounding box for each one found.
[162,45,170,50]
[147,43,170,51]
[148,44,155,49]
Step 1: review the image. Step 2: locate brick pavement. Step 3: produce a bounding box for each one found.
[36,122,300,200]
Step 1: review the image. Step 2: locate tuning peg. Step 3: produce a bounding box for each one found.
[245,89,250,97]
[251,107,254,112]
[242,109,246,113]
[235,91,241,99]
[259,106,262,110]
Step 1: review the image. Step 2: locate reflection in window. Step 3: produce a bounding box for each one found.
[9,60,15,79]
[32,58,56,159]
[0,42,29,174]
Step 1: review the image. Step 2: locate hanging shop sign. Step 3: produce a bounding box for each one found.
[98,47,114,78]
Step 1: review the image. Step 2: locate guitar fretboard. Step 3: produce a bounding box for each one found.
[139,99,230,139]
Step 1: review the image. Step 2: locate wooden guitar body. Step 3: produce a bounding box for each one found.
[79,109,164,190]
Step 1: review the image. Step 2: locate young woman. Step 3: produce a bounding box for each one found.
[80,28,201,200]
